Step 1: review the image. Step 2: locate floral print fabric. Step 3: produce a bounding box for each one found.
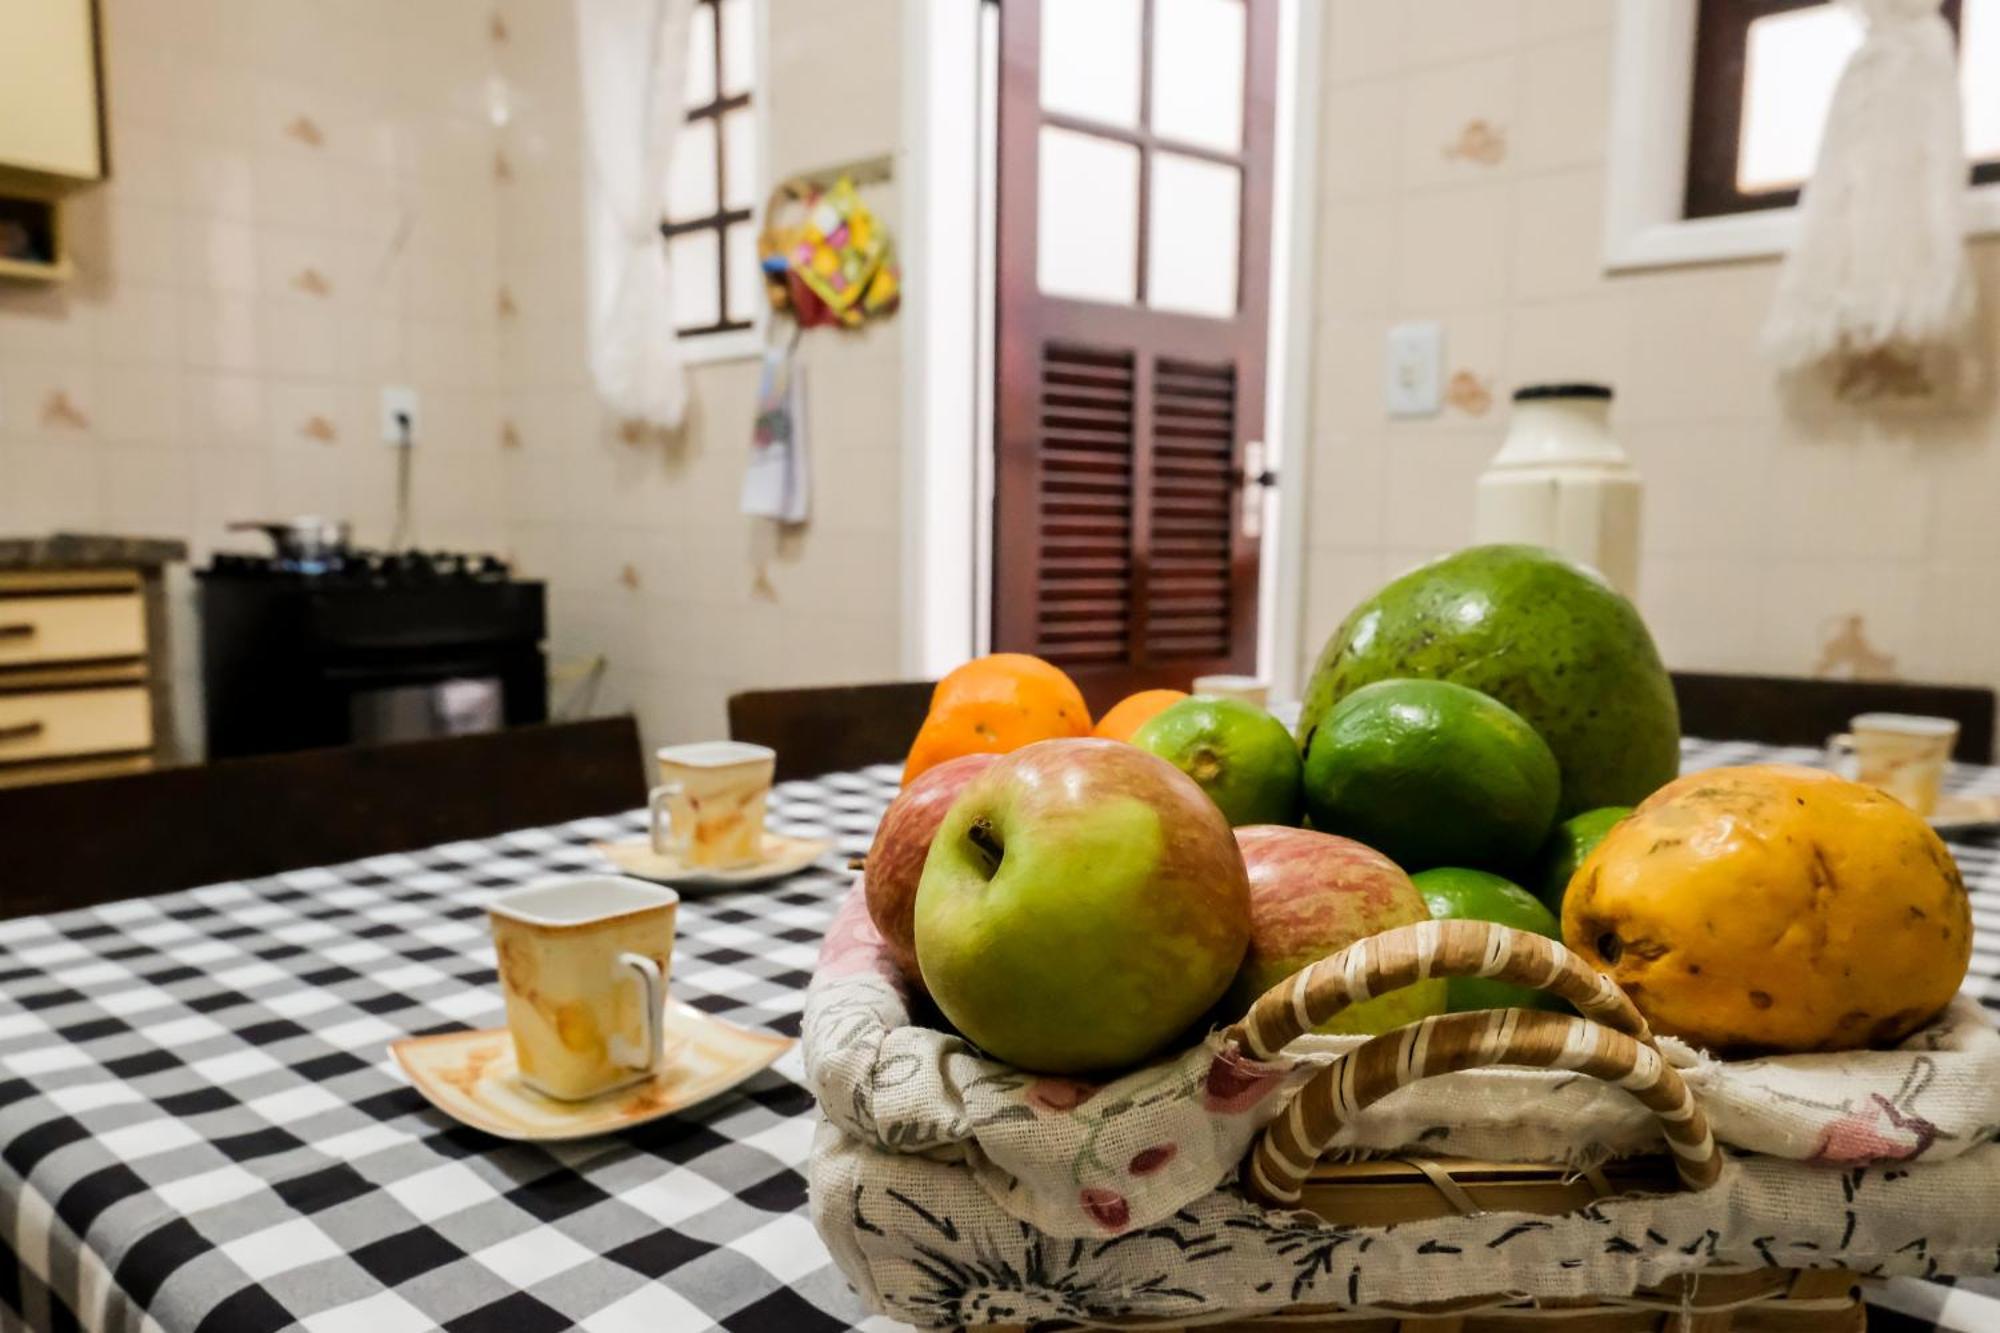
[805,883,2000,1242]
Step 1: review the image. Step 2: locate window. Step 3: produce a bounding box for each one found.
[1685,0,2000,219]
[1030,0,1250,319]
[1605,0,2000,269]
[663,0,761,344]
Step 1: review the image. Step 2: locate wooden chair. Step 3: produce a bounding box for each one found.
[0,716,648,920]
[1671,671,1995,763]
[728,681,934,781]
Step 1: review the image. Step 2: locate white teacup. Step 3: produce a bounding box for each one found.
[489,876,678,1101]
[649,741,775,868]
[1827,713,1958,816]
[1192,675,1270,707]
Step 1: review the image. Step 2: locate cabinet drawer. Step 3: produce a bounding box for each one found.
[0,593,145,667]
[0,687,151,763]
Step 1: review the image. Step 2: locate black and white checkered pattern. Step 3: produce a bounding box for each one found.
[0,746,1994,1332]
[0,764,904,1333]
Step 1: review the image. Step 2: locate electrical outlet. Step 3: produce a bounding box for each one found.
[1385,321,1444,418]
[380,385,420,446]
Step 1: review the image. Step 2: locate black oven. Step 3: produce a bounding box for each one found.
[198,551,547,760]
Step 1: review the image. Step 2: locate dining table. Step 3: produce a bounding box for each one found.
[0,739,1997,1333]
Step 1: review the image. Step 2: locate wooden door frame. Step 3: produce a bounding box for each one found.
[898,0,1323,690]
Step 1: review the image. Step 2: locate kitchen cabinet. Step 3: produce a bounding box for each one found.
[0,0,106,282]
[0,538,186,789]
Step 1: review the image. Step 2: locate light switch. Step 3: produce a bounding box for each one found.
[1385,321,1444,418]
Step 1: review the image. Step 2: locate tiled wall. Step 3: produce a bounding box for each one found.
[0,0,507,557]
[0,0,907,756]
[491,0,906,751]
[0,0,508,754]
[1298,0,2000,697]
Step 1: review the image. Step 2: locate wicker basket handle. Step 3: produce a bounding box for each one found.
[1222,919,1653,1060]
[1242,1006,1722,1206]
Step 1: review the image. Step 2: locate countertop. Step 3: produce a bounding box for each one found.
[0,533,189,570]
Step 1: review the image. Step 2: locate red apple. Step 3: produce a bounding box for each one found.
[865,753,998,985]
[1224,826,1445,1034]
[914,738,1250,1073]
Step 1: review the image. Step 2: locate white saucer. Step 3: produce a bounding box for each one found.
[593,831,832,888]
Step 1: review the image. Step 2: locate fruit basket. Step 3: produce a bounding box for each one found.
[1209,921,1859,1330]
[806,901,2000,1330]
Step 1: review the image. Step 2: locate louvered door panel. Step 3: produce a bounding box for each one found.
[1034,346,1135,667]
[992,0,1275,707]
[1145,358,1236,661]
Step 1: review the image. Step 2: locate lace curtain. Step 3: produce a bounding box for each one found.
[575,0,694,429]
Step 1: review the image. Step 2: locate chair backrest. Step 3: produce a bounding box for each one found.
[1671,672,1995,763]
[727,681,935,781]
[0,716,647,920]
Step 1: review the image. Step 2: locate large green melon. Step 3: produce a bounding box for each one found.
[1297,545,1680,817]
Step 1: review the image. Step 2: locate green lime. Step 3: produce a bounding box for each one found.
[1410,867,1563,1012]
[1529,806,1631,917]
[1131,695,1301,826]
[1301,679,1559,873]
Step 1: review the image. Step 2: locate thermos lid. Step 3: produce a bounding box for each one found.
[1512,382,1613,402]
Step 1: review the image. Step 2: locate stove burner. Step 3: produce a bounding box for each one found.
[204,548,512,582]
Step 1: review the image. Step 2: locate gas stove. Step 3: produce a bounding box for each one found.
[203,548,514,582]
[198,544,545,759]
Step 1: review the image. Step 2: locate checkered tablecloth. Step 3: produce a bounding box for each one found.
[0,743,1997,1333]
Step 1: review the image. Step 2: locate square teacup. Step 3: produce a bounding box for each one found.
[489,876,677,1101]
[649,741,775,868]
[1827,713,1957,816]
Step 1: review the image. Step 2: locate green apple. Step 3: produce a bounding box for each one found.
[914,738,1250,1073]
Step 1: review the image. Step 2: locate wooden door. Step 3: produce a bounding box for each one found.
[992,0,1277,712]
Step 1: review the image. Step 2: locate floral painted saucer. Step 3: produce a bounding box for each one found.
[1930,793,2000,834]
[593,831,831,889]
[389,1002,793,1142]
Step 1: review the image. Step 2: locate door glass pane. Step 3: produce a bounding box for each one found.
[667,117,718,221]
[1151,0,1245,152]
[685,3,717,108]
[1037,126,1140,304]
[670,229,721,328]
[1737,4,1862,193]
[723,106,757,209]
[1963,0,2000,161]
[1040,0,1142,128]
[1147,152,1239,317]
[719,0,754,97]
[725,220,760,323]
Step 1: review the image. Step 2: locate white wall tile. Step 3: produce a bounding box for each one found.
[1514,30,1613,171]
[1395,184,1513,310]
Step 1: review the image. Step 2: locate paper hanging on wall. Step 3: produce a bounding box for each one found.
[740,346,809,524]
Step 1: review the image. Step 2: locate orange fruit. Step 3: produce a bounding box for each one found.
[903,654,1091,784]
[1092,689,1189,743]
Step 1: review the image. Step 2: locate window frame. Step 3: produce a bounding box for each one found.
[663,0,769,365]
[1684,0,1998,220]
[1605,0,2000,271]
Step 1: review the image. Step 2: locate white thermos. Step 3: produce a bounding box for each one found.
[1473,383,1642,597]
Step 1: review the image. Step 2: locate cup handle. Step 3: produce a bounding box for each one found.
[612,952,665,1074]
[1826,732,1859,779]
[647,782,683,855]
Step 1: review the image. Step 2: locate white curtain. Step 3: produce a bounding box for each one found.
[575,0,694,430]
[1762,0,1975,381]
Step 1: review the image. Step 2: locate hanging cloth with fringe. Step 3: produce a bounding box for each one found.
[1761,0,1976,399]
